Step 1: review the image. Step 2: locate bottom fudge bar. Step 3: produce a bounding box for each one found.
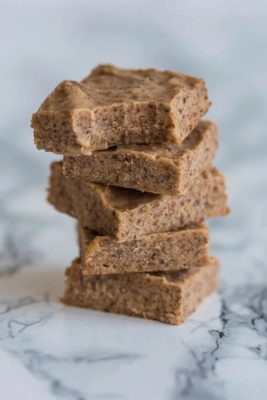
[78,223,209,275]
[61,257,219,325]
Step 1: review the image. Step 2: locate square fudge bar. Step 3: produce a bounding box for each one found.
[48,161,229,241]
[63,120,218,195]
[78,223,209,275]
[32,64,210,155]
[61,257,219,325]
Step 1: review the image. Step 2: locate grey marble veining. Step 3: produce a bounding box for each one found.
[1,1,267,399]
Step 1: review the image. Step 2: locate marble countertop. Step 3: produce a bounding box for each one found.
[1,1,267,399]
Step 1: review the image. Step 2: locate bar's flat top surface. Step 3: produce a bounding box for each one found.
[39,64,203,110]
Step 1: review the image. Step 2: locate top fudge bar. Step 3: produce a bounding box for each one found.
[32,65,211,155]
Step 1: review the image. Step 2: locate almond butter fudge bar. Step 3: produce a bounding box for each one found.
[61,257,218,325]
[78,224,209,275]
[63,120,217,195]
[48,161,229,241]
[32,65,210,155]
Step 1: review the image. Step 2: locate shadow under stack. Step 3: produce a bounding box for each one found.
[32,65,229,325]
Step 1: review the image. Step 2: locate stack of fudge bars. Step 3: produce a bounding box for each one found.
[32,65,229,325]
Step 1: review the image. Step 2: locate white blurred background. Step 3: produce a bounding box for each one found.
[1,0,267,269]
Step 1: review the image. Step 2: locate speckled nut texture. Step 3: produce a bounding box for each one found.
[78,223,209,275]
[61,257,219,325]
[48,161,229,242]
[32,65,211,155]
[63,120,218,195]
